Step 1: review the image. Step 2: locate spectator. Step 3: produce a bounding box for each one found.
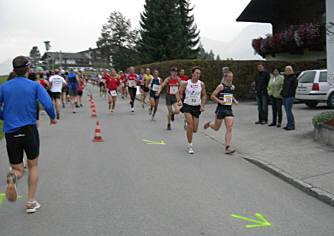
[254,62,270,125]
[267,68,284,127]
[281,66,298,131]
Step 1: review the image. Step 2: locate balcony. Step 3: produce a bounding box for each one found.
[252,21,326,60]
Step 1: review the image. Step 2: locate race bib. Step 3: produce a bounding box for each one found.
[152,84,160,92]
[128,80,136,87]
[110,90,117,96]
[120,81,124,86]
[223,94,233,106]
[187,96,201,106]
[169,86,178,95]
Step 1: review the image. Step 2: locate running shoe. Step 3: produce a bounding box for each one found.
[131,108,135,112]
[187,144,194,154]
[225,146,236,154]
[203,121,210,130]
[167,123,171,130]
[110,109,114,113]
[56,112,60,120]
[80,104,83,107]
[149,107,153,115]
[151,115,155,121]
[62,103,65,108]
[171,114,175,122]
[72,110,76,114]
[5,172,17,202]
[26,200,41,214]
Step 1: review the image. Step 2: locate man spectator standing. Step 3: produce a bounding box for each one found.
[254,63,270,124]
[0,56,57,214]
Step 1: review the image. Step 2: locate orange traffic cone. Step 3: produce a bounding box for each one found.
[91,109,97,118]
[90,102,95,109]
[92,121,104,142]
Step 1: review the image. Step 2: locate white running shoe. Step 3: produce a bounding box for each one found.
[26,200,41,214]
[187,144,194,154]
[131,108,135,112]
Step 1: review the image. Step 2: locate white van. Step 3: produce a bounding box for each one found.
[295,69,334,109]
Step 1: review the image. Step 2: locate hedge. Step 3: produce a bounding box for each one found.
[135,59,326,99]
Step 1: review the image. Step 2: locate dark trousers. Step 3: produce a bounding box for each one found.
[283,97,295,129]
[256,93,268,122]
[128,87,137,108]
[270,96,283,125]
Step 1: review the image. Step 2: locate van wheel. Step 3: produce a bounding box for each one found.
[305,101,318,108]
[327,93,334,109]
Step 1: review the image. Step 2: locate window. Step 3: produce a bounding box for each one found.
[319,72,327,82]
[298,71,316,83]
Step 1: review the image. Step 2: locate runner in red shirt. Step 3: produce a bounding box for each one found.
[77,77,85,107]
[179,69,189,130]
[106,69,121,113]
[156,67,182,130]
[126,66,139,112]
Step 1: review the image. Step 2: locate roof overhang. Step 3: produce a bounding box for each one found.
[237,0,282,23]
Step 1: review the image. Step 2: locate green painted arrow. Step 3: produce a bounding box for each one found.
[230,213,272,228]
[0,193,23,208]
[142,139,166,145]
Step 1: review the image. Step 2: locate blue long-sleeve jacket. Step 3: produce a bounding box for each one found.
[0,77,56,133]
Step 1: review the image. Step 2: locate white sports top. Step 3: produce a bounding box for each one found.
[184,80,202,106]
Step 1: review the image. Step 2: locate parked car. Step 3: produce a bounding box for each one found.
[295,69,334,109]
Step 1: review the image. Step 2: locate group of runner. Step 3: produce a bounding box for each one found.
[0,56,238,215]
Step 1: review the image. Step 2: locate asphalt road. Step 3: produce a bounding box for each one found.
[1,86,334,236]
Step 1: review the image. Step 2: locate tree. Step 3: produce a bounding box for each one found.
[208,50,215,60]
[139,0,199,64]
[96,11,140,70]
[216,55,221,61]
[29,46,41,67]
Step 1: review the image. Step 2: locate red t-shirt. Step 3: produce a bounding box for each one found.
[167,76,181,95]
[39,80,47,89]
[179,75,189,94]
[127,74,138,88]
[78,81,85,91]
[106,77,120,91]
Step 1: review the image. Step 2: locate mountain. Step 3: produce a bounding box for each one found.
[201,24,272,60]
[0,59,12,76]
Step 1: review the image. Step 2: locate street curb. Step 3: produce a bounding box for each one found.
[238,153,334,207]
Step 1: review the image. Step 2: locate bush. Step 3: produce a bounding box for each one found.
[312,111,334,127]
[135,59,326,99]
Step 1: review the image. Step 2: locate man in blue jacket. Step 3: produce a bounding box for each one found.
[0,56,57,214]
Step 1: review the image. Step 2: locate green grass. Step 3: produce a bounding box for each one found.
[0,75,7,138]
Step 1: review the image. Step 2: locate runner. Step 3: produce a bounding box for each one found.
[105,69,121,113]
[138,68,146,108]
[61,72,69,108]
[176,67,207,154]
[119,71,127,99]
[0,56,57,213]
[144,68,153,108]
[156,67,181,130]
[99,72,106,97]
[67,69,80,113]
[149,69,162,120]
[126,66,139,112]
[77,75,85,107]
[49,69,67,119]
[179,69,189,130]
[203,69,239,154]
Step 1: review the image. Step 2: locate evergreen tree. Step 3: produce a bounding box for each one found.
[216,54,221,61]
[29,46,41,68]
[139,0,199,64]
[177,0,200,58]
[96,11,139,70]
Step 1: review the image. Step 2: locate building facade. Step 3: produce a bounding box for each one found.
[237,0,326,61]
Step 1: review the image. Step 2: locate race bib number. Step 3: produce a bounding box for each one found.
[187,95,201,106]
[120,81,124,86]
[152,84,160,92]
[110,90,117,96]
[169,86,178,95]
[223,94,233,106]
[128,80,136,87]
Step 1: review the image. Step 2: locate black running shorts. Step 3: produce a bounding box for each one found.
[5,125,40,165]
[51,92,61,100]
[181,103,201,118]
[215,108,234,120]
[166,94,177,106]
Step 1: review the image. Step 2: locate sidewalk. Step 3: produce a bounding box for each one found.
[200,101,334,206]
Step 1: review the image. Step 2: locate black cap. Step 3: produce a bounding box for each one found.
[170,67,177,72]
[13,56,30,69]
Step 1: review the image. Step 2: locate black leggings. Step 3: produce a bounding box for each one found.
[128,87,137,108]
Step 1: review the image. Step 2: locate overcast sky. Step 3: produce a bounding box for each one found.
[0,0,264,63]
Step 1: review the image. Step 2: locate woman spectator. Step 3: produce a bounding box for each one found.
[281,66,298,131]
[267,68,284,127]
